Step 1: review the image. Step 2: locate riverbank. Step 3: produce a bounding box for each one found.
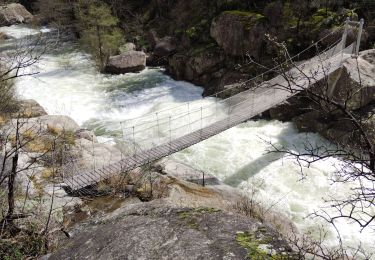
[1,17,374,258]
[1,97,300,259]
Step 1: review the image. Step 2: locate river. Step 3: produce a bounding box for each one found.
[1,25,374,258]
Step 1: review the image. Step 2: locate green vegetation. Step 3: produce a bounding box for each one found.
[189,42,217,56]
[236,232,288,260]
[0,79,18,115]
[236,232,269,259]
[224,10,266,28]
[0,228,46,260]
[74,0,123,71]
[224,10,265,20]
[179,208,221,229]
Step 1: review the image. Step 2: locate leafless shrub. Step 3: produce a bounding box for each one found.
[243,24,374,256]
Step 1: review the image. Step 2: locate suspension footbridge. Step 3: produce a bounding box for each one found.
[63,19,364,192]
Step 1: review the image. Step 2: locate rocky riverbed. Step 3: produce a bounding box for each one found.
[0,98,298,259]
[1,2,375,258]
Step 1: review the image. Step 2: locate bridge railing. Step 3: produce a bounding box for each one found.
[64,19,365,191]
[118,41,354,156]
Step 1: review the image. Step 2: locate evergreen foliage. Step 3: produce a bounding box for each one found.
[74,0,123,71]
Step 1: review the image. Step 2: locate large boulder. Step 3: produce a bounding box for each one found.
[105,51,146,74]
[147,29,159,49]
[65,138,122,174]
[328,49,375,110]
[167,47,225,95]
[119,42,136,54]
[154,36,177,57]
[38,115,80,132]
[269,96,311,122]
[168,54,190,80]
[17,99,47,118]
[270,49,375,123]
[168,49,223,78]
[2,115,80,137]
[43,201,297,260]
[210,11,267,58]
[156,159,221,186]
[0,3,33,26]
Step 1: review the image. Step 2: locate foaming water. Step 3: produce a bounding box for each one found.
[0,25,43,39]
[171,120,375,256]
[14,50,207,142]
[3,25,374,257]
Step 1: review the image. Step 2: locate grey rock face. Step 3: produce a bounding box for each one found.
[1,115,80,138]
[270,49,375,122]
[105,51,146,74]
[210,12,266,58]
[44,202,296,260]
[119,42,136,54]
[154,36,177,57]
[156,159,221,186]
[17,99,48,118]
[65,138,122,174]
[333,49,375,110]
[0,3,33,26]
[74,129,98,143]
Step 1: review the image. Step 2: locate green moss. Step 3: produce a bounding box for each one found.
[306,8,343,30]
[174,28,183,38]
[236,232,269,259]
[179,207,221,229]
[179,207,220,218]
[189,42,217,56]
[135,35,149,50]
[224,10,265,20]
[186,26,198,39]
[195,207,221,213]
[185,19,210,41]
[223,10,266,29]
[0,230,46,259]
[236,232,289,260]
[283,3,299,28]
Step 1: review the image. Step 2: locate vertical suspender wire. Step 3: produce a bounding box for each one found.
[92,138,95,171]
[341,17,350,63]
[156,112,161,146]
[251,88,255,114]
[61,141,65,183]
[200,107,203,140]
[188,102,191,133]
[120,121,125,172]
[228,96,231,128]
[273,86,277,108]
[215,93,218,119]
[132,126,136,158]
[169,116,172,153]
[355,18,365,57]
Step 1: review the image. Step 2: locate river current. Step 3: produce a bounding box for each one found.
[1,25,374,257]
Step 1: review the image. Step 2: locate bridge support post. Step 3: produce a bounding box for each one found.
[341,18,350,51]
[355,18,365,57]
[340,17,350,64]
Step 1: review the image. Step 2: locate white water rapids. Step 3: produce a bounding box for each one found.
[1,25,374,258]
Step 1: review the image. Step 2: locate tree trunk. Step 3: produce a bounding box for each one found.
[95,21,105,72]
[7,154,18,221]
[5,119,20,229]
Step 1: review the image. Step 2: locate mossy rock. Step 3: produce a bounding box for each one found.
[236,230,296,259]
[223,10,266,29]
